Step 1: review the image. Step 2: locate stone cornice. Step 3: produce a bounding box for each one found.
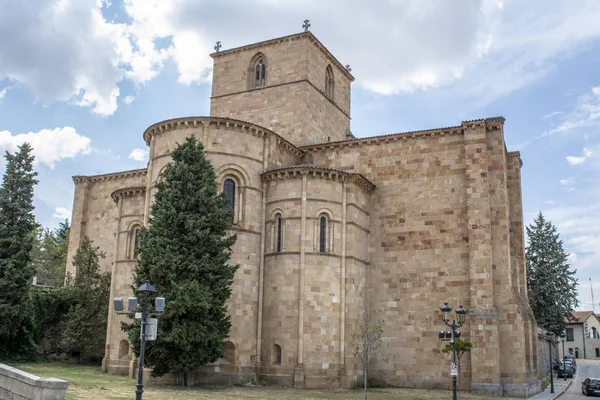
[73,168,147,184]
[301,125,464,152]
[262,164,375,194]
[142,116,305,160]
[210,31,354,82]
[507,151,523,167]
[111,186,146,204]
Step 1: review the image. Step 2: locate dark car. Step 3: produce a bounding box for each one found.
[582,378,600,396]
[564,355,577,369]
[557,363,574,378]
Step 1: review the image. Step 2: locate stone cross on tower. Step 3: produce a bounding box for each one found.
[214,41,222,52]
[345,65,352,72]
[302,19,311,32]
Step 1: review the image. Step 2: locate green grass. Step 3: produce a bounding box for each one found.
[9,362,517,400]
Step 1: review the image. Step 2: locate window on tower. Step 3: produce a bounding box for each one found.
[251,55,266,88]
[325,65,334,100]
[224,179,235,220]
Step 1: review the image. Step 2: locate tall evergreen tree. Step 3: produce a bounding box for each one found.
[0,143,38,358]
[30,220,70,286]
[526,212,578,333]
[61,236,110,362]
[124,137,238,385]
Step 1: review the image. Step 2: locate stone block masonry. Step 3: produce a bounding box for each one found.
[0,364,68,400]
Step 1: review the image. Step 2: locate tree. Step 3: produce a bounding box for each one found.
[0,143,38,359]
[123,137,238,386]
[351,309,384,400]
[61,236,110,362]
[30,220,70,286]
[442,339,472,393]
[526,212,578,333]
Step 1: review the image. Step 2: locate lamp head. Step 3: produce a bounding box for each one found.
[137,280,157,294]
[440,302,452,323]
[455,305,467,325]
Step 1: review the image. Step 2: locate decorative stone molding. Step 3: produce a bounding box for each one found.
[111,186,147,204]
[210,31,354,82]
[262,164,375,194]
[143,116,304,161]
[73,168,147,184]
[507,151,523,166]
[301,125,465,152]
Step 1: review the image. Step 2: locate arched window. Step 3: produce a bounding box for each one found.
[134,228,140,250]
[319,216,327,253]
[119,340,129,359]
[223,341,235,364]
[324,65,334,100]
[129,224,143,259]
[250,54,267,88]
[272,344,282,365]
[276,214,283,253]
[223,179,235,220]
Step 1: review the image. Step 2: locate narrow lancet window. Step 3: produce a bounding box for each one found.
[325,65,334,99]
[224,179,235,220]
[254,58,266,87]
[319,216,327,253]
[276,215,282,253]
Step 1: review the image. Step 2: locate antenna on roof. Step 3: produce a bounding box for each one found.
[591,277,595,313]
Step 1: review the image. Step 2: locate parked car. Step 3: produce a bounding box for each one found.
[564,355,576,369]
[582,378,600,396]
[557,362,575,378]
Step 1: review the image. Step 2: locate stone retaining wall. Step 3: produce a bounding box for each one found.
[0,364,68,400]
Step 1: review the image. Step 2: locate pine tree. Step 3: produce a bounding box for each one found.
[124,137,238,385]
[0,143,38,358]
[526,212,578,333]
[61,236,110,362]
[30,220,70,286]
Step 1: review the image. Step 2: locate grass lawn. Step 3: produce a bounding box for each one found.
[11,362,517,400]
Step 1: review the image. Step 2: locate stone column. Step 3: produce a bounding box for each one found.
[462,120,502,396]
[294,173,308,387]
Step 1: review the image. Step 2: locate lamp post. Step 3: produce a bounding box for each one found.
[560,332,566,381]
[113,281,165,400]
[547,332,554,394]
[440,302,467,400]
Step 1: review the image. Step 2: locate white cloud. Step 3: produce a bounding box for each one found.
[559,178,575,186]
[52,207,71,220]
[3,0,600,111]
[566,147,594,165]
[0,87,6,100]
[0,127,92,168]
[546,86,600,136]
[542,111,562,119]
[128,148,148,162]
[123,95,135,104]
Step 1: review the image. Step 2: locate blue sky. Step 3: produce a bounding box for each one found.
[1,0,599,310]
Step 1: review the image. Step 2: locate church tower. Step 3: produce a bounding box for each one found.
[210,31,354,146]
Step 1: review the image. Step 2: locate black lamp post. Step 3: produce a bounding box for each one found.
[560,332,566,381]
[113,280,165,400]
[440,302,467,400]
[547,332,554,393]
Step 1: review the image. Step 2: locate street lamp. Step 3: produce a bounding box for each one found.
[547,332,554,394]
[113,281,165,400]
[439,302,467,400]
[560,332,566,381]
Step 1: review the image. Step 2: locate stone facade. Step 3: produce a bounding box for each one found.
[65,31,539,396]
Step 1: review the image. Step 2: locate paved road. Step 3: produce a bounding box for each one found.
[559,359,600,399]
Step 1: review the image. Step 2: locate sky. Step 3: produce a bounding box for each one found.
[0,0,599,310]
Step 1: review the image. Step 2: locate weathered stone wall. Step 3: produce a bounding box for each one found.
[210,33,351,145]
[66,169,147,278]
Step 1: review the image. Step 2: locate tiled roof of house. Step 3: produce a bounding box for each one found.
[565,310,595,323]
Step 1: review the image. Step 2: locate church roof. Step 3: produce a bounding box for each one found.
[210,31,354,81]
[263,163,375,190]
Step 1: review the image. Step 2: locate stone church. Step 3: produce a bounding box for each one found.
[65,29,540,397]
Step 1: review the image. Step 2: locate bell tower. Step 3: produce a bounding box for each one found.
[209,30,354,146]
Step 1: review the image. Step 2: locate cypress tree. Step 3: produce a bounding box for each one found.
[124,137,238,385]
[0,143,38,358]
[61,236,110,362]
[526,212,578,333]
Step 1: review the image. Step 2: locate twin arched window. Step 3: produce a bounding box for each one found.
[325,65,334,100]
[250,54,267,88]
